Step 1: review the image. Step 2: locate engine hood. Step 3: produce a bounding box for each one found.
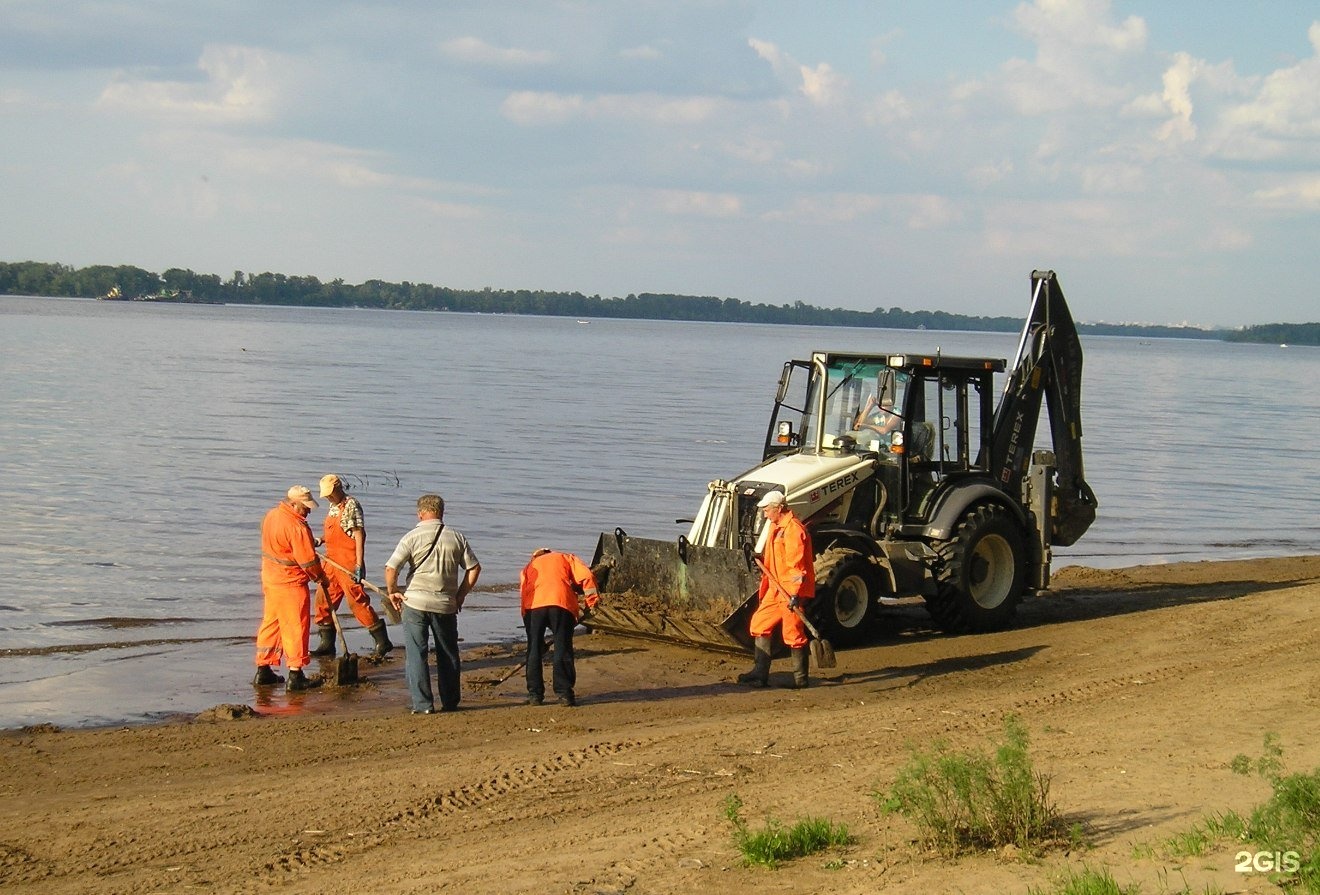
[735,452,875,521]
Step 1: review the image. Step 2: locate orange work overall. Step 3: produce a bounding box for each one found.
[314,505,380,629]
[749,511,816,649]
[256,501,321,671]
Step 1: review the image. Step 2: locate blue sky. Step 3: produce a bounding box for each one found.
[2,1,1317,327]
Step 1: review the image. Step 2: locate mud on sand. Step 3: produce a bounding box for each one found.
[3,555,1320,894]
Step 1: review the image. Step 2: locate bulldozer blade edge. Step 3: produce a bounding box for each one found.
[587,532,758,652]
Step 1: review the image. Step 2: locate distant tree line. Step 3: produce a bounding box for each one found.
[1223,322,1320,346]
[4,259,1312,344]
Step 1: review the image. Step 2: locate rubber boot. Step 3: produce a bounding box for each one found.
[367,620,394,658]
[791,647,809,689]
[737,636,773,687]
[252,665,284,686]
[309,625,336,657]
[287,668,321,691]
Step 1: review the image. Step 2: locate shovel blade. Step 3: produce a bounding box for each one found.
[334,653,360,686]
[810,638,836,669]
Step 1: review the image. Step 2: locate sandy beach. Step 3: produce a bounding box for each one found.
[3,554,1318,894]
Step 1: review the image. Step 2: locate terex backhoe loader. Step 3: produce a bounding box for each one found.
[588,270,1098,651]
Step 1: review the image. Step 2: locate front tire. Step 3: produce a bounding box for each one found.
[811,546,881,647]
[928,503,1025,633]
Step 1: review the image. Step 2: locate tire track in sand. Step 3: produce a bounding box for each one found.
[263,739,643,878]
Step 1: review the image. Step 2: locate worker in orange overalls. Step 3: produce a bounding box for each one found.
[310,474,392,659]
[738,490,816,689]
[519,548,600,707]
[255,485,331,691]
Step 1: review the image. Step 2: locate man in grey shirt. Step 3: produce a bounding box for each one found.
[384,494,481,714]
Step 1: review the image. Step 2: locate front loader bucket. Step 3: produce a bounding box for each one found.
[587,529,757,652]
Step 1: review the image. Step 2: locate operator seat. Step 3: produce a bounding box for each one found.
[910,421,936,463]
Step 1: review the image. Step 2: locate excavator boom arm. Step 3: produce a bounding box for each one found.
[989,270,1097,546]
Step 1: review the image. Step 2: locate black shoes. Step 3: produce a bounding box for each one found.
[252,666,285,686]
[253,666,322,690]
[525,693,575,706]
[287,669,321,691]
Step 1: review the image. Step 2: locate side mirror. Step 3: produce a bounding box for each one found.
[878,369,897,408]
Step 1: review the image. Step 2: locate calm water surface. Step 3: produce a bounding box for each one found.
[2,295,1317,728]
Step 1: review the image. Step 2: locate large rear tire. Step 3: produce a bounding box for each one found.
[811,546,880,647]
[928,503,1025,633]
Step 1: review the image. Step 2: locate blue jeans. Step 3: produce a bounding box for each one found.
[403,606,461,712]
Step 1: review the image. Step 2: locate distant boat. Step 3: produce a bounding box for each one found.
[98,286,126,301]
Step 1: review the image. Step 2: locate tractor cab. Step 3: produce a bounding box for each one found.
[763,352,1005,524]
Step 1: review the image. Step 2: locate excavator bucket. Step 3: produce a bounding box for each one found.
[586,529,757,652]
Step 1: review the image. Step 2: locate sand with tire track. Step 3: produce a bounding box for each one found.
[3,554,1319,894]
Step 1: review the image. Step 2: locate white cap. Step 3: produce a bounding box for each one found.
[286,485,317,509]
[756,490,787,508]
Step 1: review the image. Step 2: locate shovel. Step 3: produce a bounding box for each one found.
[469,639,555,688]
[753,557,837,669]
[324,600,360,686]
[321,554,402,625]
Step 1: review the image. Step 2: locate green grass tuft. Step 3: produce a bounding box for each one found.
[1026,865,1140,895]
[877,715,1064,857]
[721,794,853,869]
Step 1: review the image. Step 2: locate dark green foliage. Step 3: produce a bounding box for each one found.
[1224,322,1320,346]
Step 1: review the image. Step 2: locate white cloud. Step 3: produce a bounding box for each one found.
[800,62,846,106]
[1013,0,1147,53]
[968,159,1015,189]
[501,91,723,126]
[1252,177,1320,210]
[981,198,1147,257]
[1078,161,1144,194]
[958,0,1148,115]
[904,195,961,230]
[748,37,848,107]
[653,189,742,218]
[619,44,663,61]
[439,36,556,66]
[864,89,912,126]
[1212,22,1320,160]
[97,45,280,123]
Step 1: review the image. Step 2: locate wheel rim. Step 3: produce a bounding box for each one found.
[967,534,1015,609]
[830,573,870,629]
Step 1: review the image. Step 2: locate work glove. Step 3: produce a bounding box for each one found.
[352,564,365,584]
[788,597,802,610]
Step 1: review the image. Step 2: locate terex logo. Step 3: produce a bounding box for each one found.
[809,472,859,504]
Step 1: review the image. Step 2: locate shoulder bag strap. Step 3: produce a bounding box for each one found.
[415,523,444,569]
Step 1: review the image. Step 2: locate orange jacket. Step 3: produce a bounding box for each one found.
[261,501,325,588]
[520,551,599,618]
[758,509,815,602]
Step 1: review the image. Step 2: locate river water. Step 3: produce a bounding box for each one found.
[2,295,1317,729]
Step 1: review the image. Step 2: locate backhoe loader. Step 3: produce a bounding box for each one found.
[588,270,1097,651]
